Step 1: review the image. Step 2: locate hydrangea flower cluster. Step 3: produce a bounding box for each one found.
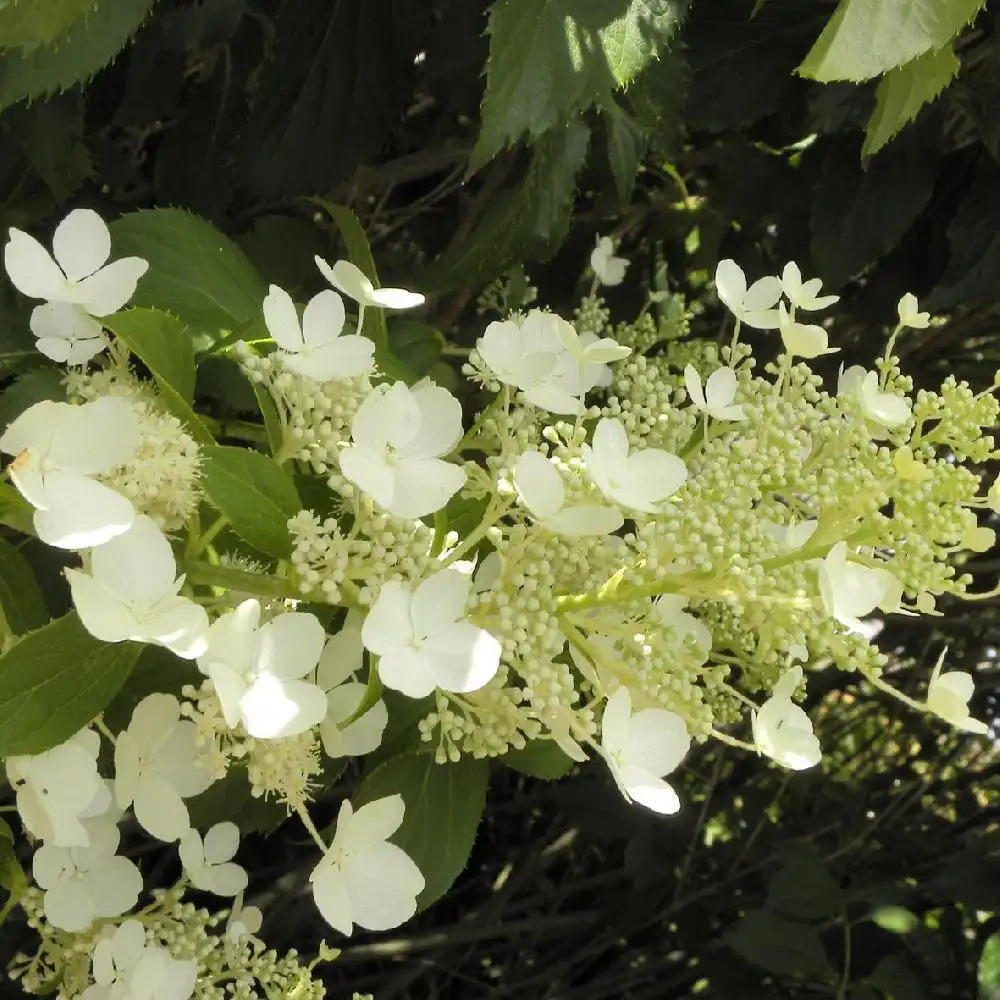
[0,212,995,995]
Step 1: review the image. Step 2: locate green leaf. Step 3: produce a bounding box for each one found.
[0,482,33,537]
[101,645,199,733]
[354,751,488,908]
[503,740,575,780]
[862,45,960,156]
[102,308,214,446]
[528,118,591,247]
[387,320,445,382]
[199,445,302,559]
[798,0,983,83]
[0,0,95,52]
[0,613,140,756]
[0,366,64,432]
[979,932,1000,999]
[0,819,25,918]
[110,209,267,335]
[186,769,288,836]
[473,0,686,168]
[727,909,832,977]
[0,0,154,111]
[868,953,925,998]
[421,119,591,294]
[603,101,647,207]
[251,382,284,456]
[0,536,46,636]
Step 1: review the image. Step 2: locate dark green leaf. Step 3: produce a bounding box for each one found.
[766,846,844,919]
[101,645,199,733]
[0,613,140,756]
[928,159,1000,310]
[110,209,267,335]
[0,367,64,432]
[199,445,301,559]
[387,320,445,382]
[0,535,46,636]
[810,128,938,287]
[186,768,288,836]
[0,0,154,111]
[473,0,686,168]
[103,308,214,445]
[867,953,925,998]
[603,101,647,207]
[727,909,832,977]
[354,751,489,908]
[421,121,591,293]
[503,740,575,780]
[238,0,422,197]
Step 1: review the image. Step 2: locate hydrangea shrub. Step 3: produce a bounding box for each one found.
[0,207,995,997]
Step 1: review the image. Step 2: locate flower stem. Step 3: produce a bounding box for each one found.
[295,802,328,853]
[187,515,230,560]
[185,562,308,602]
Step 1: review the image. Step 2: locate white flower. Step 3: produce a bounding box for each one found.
[513,450,623,537]
[652,594,713,654]
[751,666,821,770]
[226,894,263,942]
[6,729,109,848]
[590,236,628,287]
[114,694,214,843]
[684,365,746,421]
[476,314,559,394]
[926,653,988,735]
[67,515,210,659]
[583,418,687,514]
[179,822,248,896]
[310,795,424,935]
[556,317,631,366]
[361,570,502,699]
[30,302,107,365]
[197,600,328,740]
[314,622,388,758]
[315,257,424,310]
[838,365,911,435]
[339,380,466,519]
[777,301,837,359]
[475,311,610,415]
[897,292,930,329]
[715,259,782,329]
[599,687,690,814]
[32,817,142,931]
[83,920,197,1000]
[262,285,374,381]
[818,541,899,633]
[761,518,818,551]
[4,209,148,317]
[780,262,839,311]
[0,397,139,549]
